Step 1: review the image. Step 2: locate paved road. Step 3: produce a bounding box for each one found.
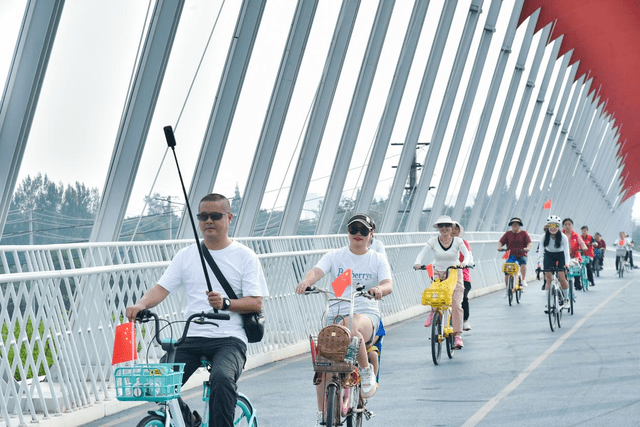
[84,270,640,427]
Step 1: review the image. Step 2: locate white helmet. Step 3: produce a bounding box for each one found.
[546,215,562,226]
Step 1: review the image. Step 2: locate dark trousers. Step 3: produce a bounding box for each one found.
[462,281,471,321]
[627,250,634,267]
[585,261,594,283]
[174,337,247,427]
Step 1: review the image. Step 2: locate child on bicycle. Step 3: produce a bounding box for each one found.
[413,215,470,349]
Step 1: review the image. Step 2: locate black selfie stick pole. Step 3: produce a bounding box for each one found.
[163,125,215,300]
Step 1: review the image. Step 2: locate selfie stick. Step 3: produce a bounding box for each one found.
[163,125,215,297]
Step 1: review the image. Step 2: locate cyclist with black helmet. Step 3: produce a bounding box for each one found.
[537,215,571,311]
[498,217,532,288]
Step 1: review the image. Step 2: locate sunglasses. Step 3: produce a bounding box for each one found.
[348,225,370,236]
[437,223,452,228]
[196,212,228,221]
[549,224,559,229]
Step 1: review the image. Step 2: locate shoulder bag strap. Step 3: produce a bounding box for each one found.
[200,241,238,299]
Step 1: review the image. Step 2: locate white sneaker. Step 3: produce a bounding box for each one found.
[463,321,471,331]
[315,411,323,426]
[360,365,377,398]
[521,279,528,287]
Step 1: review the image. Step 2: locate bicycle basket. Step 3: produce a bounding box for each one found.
[310,335,357,373]
[567,264,582,277]
[616,247,628,256]
[114,363,184,402]
[316,324,351,363]
[502,262,519,275]
[421,268,458,308]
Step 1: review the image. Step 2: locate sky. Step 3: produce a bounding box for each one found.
[1,0,638,225]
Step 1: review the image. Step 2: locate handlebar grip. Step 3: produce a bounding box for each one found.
[136,309,152,322]
[304,286,316,292]
[203,311,231,321]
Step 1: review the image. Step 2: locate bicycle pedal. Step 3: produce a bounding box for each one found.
[364,409,374,420]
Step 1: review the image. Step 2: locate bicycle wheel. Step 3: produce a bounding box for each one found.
[556,287,563,328]
[507,276,514,306]
[431,311,442,365]
[345,388,363,427]
[515,276,522,304]
[547,284,557,332]
[136,413,165,427]
[445,312,455,359]
[569,279,574,315]
[325,384,340,427]
[235,394,257,426]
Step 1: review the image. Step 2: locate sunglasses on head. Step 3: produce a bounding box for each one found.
[437,223,452,228]
[196,212,227,221]
[348,225,370,236]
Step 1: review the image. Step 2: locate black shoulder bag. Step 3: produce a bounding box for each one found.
[201,242,265,343]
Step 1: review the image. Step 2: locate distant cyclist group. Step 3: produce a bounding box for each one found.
[120,191,635,427]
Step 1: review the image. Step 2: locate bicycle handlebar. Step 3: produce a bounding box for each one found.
[303,285,374,300]
[417,264,474,271]
[135,309,230,349]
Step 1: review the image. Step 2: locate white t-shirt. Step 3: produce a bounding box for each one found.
[315,246,392,320]
[369,238,387,257]
[158,241,269,344]
[537,232,570,265]
[414,236,469,272]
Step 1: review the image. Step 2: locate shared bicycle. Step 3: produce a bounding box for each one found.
[419,265,470,365]
[114,310,258,427]
[304,285,377,427]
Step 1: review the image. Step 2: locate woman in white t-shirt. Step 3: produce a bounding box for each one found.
[413,215,470,350]
[296,213,392,414]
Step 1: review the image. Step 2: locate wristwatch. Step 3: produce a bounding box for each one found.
[222,297,231,310]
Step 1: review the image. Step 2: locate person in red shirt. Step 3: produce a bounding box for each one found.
[498,217,532,287]
[580,225,597,287]
[562,218,587,260]
[593,232,606,274]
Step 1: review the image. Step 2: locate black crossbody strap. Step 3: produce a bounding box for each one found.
[200,241,238,300]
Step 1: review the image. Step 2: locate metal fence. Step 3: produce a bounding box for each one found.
[1,232,529,426]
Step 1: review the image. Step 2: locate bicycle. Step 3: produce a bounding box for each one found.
[615,247,628,278]
[592,249,603,277]
[420,265,469,365]
[114,310,258,427]
[498,249,524,306]
[544,265,566,331]
[304,285,377,427]
[502,261,522,306]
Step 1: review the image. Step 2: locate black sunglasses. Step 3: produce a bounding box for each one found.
[437,223,452,228]
[196,212,228,221]
[348,225,370,236]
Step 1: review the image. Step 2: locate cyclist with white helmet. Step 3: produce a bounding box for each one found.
[538,215,571,311]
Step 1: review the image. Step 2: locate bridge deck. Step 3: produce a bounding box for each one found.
[78,268,640,427]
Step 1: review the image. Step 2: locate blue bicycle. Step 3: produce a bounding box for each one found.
[114,310,257,426]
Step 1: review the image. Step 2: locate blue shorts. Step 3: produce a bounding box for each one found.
[514,255,527,265]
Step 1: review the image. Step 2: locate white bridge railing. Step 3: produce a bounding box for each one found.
[1,232,517,426]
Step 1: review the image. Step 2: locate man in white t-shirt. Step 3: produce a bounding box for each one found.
[126,193,268,427]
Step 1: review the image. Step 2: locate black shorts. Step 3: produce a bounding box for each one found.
[544,250,566,271]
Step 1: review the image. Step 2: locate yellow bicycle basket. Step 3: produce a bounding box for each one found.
[502,262,519,275]
[421,268,458,308]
